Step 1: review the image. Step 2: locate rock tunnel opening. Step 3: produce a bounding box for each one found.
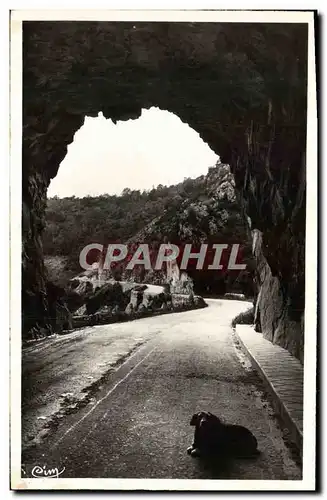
[23,21,308,361]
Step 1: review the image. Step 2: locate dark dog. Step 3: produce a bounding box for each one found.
[187,411,259,458]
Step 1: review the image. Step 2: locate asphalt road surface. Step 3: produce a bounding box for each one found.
[22,300,301,480]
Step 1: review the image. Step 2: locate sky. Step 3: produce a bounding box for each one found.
[47,107,218,198]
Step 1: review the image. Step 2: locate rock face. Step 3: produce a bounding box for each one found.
[252,229,304,362]
[122,161,254,296]
[23,22,307,361]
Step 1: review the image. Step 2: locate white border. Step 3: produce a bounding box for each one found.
[10,11,22,494]
[302,13,317,490]
[11,9,313,22]
[10,9,317,492]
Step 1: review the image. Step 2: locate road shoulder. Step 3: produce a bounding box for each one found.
[234,325,303,457]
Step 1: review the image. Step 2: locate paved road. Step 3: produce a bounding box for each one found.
[22,300,301,480]
[22,321,153,449]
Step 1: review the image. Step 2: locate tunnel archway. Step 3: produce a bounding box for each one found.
[22,21,307,360]
[47,107,219,197]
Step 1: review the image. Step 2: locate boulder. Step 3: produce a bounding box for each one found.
[112,305,120,315]
[125,303,134,315]
[138,303,147,313]
[85,281,126,315]
[194,295,207,308]
[130,290,144,309]
[74,304,87,316]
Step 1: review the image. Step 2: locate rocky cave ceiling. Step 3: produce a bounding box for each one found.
[22,21,308,358]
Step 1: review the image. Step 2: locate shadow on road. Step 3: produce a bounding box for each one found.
[194,456,234,479]
[194,454,262,479]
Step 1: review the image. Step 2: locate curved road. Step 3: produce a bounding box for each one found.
[22,300,301,480]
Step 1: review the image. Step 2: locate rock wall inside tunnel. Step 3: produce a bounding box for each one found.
[22,21,308,361]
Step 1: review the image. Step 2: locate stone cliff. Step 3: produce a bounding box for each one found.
[22,22,307,361]
[121,161,254,296]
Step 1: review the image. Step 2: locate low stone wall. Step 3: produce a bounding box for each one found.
[224,293,247,301]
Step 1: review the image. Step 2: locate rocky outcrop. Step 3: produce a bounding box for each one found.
[23,22,307,360]
[252,229,304,362]
[121,162,254,295]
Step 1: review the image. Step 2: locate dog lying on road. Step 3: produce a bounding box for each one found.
[187,411,259,458]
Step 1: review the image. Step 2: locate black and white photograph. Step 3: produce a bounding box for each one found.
[10,9,317,491]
